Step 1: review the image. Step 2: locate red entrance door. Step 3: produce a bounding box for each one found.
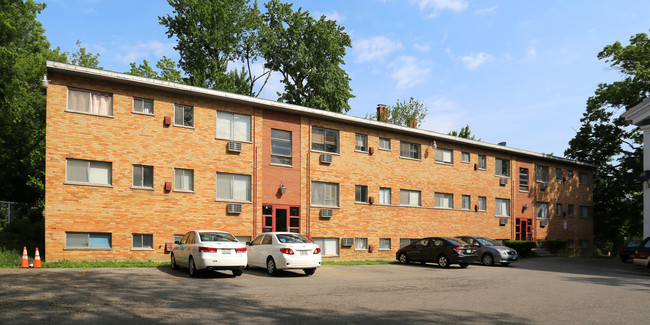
[262,204,300,233]
[515,218,533,241]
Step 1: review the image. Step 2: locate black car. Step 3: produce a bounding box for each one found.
[619,240,641,262]
[396,237,478,268]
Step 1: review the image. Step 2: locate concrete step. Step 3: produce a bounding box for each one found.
[532,248,556,257]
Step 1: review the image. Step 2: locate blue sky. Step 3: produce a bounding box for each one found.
[39,0,650,157]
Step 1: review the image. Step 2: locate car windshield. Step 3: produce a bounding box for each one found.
[476,237,501,246]
[199,232,237,242]
[276,234,311,244]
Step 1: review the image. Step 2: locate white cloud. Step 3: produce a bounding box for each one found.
[112,40,176,65]
[354,36,403,63]
[474,5,498,16]
[415,0,469,18]
[461,52,494,70]
[388,56,431,89]
[419,96,464,133]
[527,39,538,60]
[414,42,431,52]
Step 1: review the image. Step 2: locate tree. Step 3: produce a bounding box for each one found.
[127,56,183,83]
[67,40,100,69]
[366,97,428,127]
[565,32,647,252]
[449,125,479,140]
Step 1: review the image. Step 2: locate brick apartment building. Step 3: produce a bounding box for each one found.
[44,61,593,261]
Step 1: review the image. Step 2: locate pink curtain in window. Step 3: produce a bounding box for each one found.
[92,92,113,115]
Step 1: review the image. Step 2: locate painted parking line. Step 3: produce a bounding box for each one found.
[81,268,86,282]
[166,272,180,281]
[333,270,350,277]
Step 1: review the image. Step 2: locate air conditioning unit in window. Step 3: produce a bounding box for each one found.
[342,238,354,247]
[499,178,508,186]
[540,219,548,227]
[499,217,508,226]
[227,203,242,214]
[320,153,333,164]
[540,183,548,191]
[320,208,333,218]
[228,141,242,153]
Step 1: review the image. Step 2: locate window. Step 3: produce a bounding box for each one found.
[379,188,391,204]
[132,234,153,249]
[495,158,510,177]
[478,196,487,211]
[355,134,368,152]
[537,202,549,219]
[379,238,391,250]
[556,203,563,217]
[461,152,470,163]
[495,198,510,217]
[478,155,486,170]
[462,195,471,210]
[579,240,590,249]
[579,206,589,218]
[217,111,251,141]
[217,173,251,201]
[567,170,574,179]
[174,168,194,192]
[66,232,111,248]
[355,238,368,250]
[271,129,292,165]
[132,165,153,188]
[519,168,529,191]
[435,148,453,164]
[355,185,368,203]
[400,141,421,159]
[556,168,562,181]
[400,189,421,206]
[567,240,575,249]
[174,104,193,127]
[379,137,391,150]
[536,165,549,183]
[312,127,339,153]
[68,88,113,116]
[133,97,153,114]
[568,204,574,217]
[313,238,338,256]
[435,193,453,209]
[311,181,339,207]
[66,158,112,186]
[579,172,589,185]
[400,238,418,248]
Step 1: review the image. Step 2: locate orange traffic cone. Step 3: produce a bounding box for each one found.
[33,247,42,268]
[20,246,29,268]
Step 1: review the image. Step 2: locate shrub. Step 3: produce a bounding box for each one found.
[504,240,536,257]
[540,240,568,254]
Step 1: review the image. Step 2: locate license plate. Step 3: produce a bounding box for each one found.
[300,251,308,256]
[465,249,472,254]
[222,249,231,255]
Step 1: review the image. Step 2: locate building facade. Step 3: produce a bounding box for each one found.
[44,61,594,261]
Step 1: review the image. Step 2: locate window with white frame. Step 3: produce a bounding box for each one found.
[400,189,421,206]
[537,202,549,219]
[478,155,486,170]
[355,238,368,250]
[567,170,574,179]
[579,206,589,218]
[536,165,549,183]
[271,129,292,165]
[379,137,391,150]
[132,234,153,249]
[520,168,529,191]
[66,158,112,186]
[462,195,470,210]
[355,134,368,152]
[66,232,112,248]
[495,158,510,177]
[556,203,563,217]
[579,172,589,185]
[435,148,453,164]
[132,164,153,188]
[174,104,193,127]
[478,196,487,211]
[435,193,453,209]
[568,204,574,217]
[379,187,391,204]
[174,168,194,192]
[217,173,251,201]
[312,127,339,153]
[355,185,368,203]
[313,238,339,256]
[495,198,510,216]
[380,238,391,250]
[216,111,251,141]
[400,238,418,248]
[311,181,339,207]
[133,97,153,114]
[556,168,562,181]
[68,88,113,116]
[461,152,470,163]
[400,141,421,159]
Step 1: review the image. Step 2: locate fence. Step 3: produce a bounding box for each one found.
[0,201,32,223]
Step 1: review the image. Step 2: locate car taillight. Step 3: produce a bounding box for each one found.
[280,248,295,255]
[199,247,218,253]
[454,247,464,252]
[235,247,247,253]
[314,247,321,254]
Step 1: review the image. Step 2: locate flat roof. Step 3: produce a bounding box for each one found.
[46,60,593,168]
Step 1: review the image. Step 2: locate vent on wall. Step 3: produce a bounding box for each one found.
[540,183,548,191]
[227,203,242,214]
[540,219,548,227]
[499,178,508,186]
[228,141,242,153]
[342,238,354,247]
[499,218,508,226]
[320,208,333,218]
[320,154,333,164]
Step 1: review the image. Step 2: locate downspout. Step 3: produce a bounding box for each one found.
[306,118,311,236]
[253,108,257,237]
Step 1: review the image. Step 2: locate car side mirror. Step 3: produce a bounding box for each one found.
[246,241,251,246]
[474,243,480,247]
[174,241,180,245]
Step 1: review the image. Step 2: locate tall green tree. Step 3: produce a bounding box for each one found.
[449,125,479,140]
[0,0,66,210]
[127,56,183,83]
[366,97,428,127]
[67,40,100,69]
[565,32,647,251]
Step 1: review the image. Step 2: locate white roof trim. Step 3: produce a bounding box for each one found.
[46,61,593,168]
[622,97,650,126]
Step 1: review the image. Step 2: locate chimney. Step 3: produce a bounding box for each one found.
[377,104,387,122]
[408,118,417,128]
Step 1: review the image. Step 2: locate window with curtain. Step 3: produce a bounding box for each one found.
[132,165,153,188]
[478,155,486,170]
[355,238,368,250]
[462,195,470,210]
[216,173,251,201]
[68,88,113,116]
[400,189,421,206]
[537,202,549,219]
[478,196,487,211]
[435,148,453,164]
[579,206,589,218]
[312,127,339,153]
[379,187,391,204]
[579,172,589,185]
[556,203,563,216]
[380,238,391,250]
[461,152,470,163]
[174,104,194,127]
[271,129,292,165]
[217,111,251,141]
[556,168,563,181]
[495,158,510,177]
[66,158,112,185]
[174,168,194,192]
[355,134,368,152]
[313,238,338,256]
[355,185,368,203]
[66,232,112,248]
[379,137,391,150]
[132,234,153,249]
[311,181,339,207]
[435,193,453,208]
[133,97,153,114]
[568,204,574,217]
[495,198,510,216]
[400,141,421,159]
[536,165,549,183]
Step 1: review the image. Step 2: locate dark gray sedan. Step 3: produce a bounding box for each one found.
[456,236,518,266]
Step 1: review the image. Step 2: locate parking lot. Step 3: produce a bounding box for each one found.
[1,257,649,324]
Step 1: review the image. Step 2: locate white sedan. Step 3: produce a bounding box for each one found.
[171,230,247,277]
[246,232,322,276]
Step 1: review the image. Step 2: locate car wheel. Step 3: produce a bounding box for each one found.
[266,257,279,276]
[170,254,179,270]
[482,254,495,266]
[459,262,469,268]
[398,252,409,264]
[437,255,449,268]
[232,267,244,276]
[501,262,510,266]
[304,268,316,276]
[188,257,198,277]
